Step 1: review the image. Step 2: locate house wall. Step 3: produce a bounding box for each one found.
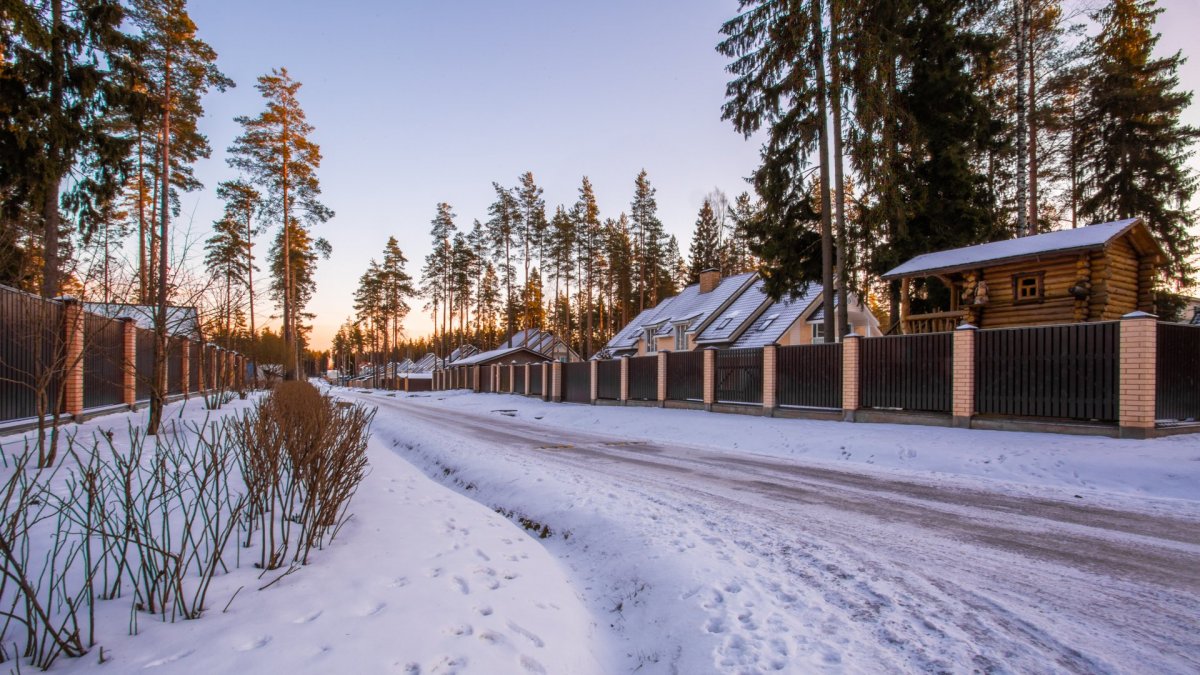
[974,234,1150,329]
[777,308,879,346]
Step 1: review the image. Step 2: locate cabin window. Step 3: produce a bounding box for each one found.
[674,324,688,351]
[1012,272,1045,304]
[645,328,657,353]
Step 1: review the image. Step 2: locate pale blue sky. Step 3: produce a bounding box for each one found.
[182,1,1200,349]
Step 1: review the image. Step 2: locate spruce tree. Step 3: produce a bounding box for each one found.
[228,68,333,379]
[0,0,145,298]
[1077,0,1198,286]
[205,208,251,349]
[688,199,723,282]
[216,179,261,365]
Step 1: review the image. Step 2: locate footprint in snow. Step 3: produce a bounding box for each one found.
[476,605,494,616]
[143,649,195,668]
[236,635,272,651]
[293,610,322,624]
[361,602,387,617]
[388,577,409,588]
[520,655,547,673]
[478,630,504,645]
[506,621,545,648]
[446,624,473,637]
[453,576,470,595]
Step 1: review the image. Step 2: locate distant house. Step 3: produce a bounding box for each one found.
[449,329,580,369]
[82,302,203,340]
[447,344,480,363]
[600,270,880,358]
[882,218,1165,333]
[1182,297,1200,325]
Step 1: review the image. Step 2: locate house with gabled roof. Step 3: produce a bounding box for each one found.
[599,270,757,357]
[600,270,881,357]
[449,329,580,369]
[447,344,480,363]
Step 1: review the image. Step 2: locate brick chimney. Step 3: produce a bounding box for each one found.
[699,268,720,294]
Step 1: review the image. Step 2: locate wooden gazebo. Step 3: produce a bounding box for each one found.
[882,218,1165,334]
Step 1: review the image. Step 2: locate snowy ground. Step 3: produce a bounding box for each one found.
[336,388,1200,674]
[1,397,604,675]
[7,388,1198,673]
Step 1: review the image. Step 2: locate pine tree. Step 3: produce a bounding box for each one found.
[516,171,547,332]
[420,203,456,354]
[688,199,723,282]
[129,0,231,433]
[547,206,576,340]
[572,177,602,356]
[486,183,519,340]
[228,68,333,379]
[629,170,668,309]
[1077,0,1198,286]
[204,209,251,350]
[216,179,261,364]
[381,236,414,360]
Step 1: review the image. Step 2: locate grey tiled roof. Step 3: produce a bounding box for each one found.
[603,307,661,352]
[696,279,770,344]
[730,284,823,349]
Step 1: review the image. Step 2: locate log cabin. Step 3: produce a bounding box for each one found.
[881,218,1165,334]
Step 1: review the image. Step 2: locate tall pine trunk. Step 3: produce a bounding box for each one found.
[811,0,835,341]
[40,0,64,299]
[148,51,171,435]
[830,0,850,339]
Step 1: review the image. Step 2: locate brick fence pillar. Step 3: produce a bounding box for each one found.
[952,324,977,429]
[590,360,599,404]
[509,363,516,393]
[619,356,629,403]
[473,365,481,393]
[1119,311,1158,439]
[703,348,716,411]
[60,298,84,417]
[541,362,550,401]
[762,344,778,416]
[122,318,136,408]
[551,360,563,402]
[842,332,861,421]
[657,351,668,406]
[524,363,532,396]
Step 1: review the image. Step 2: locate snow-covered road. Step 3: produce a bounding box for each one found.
[350,389,1200,674]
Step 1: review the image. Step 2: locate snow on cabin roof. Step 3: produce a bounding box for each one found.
[730,283,823,349]
[882,218,1151,280]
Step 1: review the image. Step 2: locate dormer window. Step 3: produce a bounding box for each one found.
[645,328,657,353]
[674,324,688,351]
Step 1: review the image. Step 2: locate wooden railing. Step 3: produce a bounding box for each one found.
[902,310,966,334]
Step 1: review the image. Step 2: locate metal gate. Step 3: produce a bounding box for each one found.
[1156,323,1200,421]
[563,361,591,403]
[666,351,703,401]
[597,360,620,399]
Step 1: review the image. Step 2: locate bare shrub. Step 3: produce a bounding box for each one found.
[237,382,373,569]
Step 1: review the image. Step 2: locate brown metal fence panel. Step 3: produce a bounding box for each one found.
[83,314,124,408]
[0,287,64,421]
[860,333,952,413]
[189,342,201,390]
[167,338,184,395]
[480,367,493,393]
[513,366,526,393]
[597,359,620,399]
[529,363,544,395]
[407,377,432,392]
[976,322,1119,422]
[777,344,842,409]
[1156,323,1200,422]
[715,348,762,404]
[563,361,591,403]
[499,366,511,392]
[135,329,155,401]
[628,356,658,401]
[666,351,703,401]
